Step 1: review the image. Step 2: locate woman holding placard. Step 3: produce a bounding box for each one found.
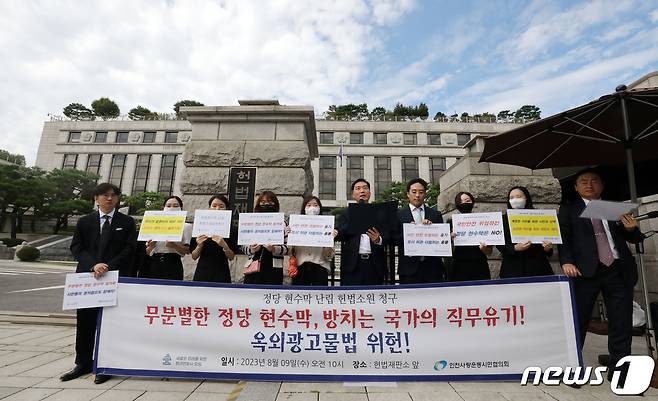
[449,191,492,281]
[242,191,288,285]
[497,186,554,278]
[190,195,236,283]
[144,196,192,280]
[286,196,334,286]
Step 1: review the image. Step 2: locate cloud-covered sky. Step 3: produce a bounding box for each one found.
[1,0,656,165]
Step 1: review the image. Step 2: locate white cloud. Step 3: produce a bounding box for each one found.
[0,0,415,164]
[651,9,658,23]
[599,21,643,42]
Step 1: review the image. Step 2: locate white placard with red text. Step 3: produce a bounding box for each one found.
[452,212,505,246]
[95,277,580,381]
[237,213,285,245]
[403,223,452,257]
[62,271,119,310]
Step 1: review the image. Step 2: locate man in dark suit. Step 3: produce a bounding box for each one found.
[335,178,387,285]
[395,178,446,284]
[558,169,642,381]
[60,183,136,384]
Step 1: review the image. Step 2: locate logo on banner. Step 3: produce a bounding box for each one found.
[434,360,448,371]
[162,354,172,366]
[521,355,654,395]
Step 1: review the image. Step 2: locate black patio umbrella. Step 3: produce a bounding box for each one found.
[479,84,658,357]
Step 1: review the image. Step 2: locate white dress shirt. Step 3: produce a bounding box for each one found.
[98,209,116,233]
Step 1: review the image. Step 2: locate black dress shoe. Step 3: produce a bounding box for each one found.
[94,374,111,384]
[60,365,92,381]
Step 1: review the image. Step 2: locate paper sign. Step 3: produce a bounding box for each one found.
[403,223,452,257]
[237,213,285,245]
[579,199,638,221]
[507,209,563,244]
[192,210,232,238]
[138,211,187,241]
[287,215,335,247]
[62,271,119,310]
[452,212,505,246]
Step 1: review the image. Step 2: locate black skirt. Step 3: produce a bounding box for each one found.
[147,253,184,280]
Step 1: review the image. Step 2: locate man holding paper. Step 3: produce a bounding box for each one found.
[61,183,136,384]
[395,178,447,284]
[558,169,643,381]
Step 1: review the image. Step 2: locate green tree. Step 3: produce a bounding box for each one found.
[325,103,368,120]
[174,100,205,117]
[41,169,98,233]
[91,97,120,120]
[514,105,541,121]
[63,103,95,120]
[497,110,512,122]
[122,192,167,215]
[128,105,154,120]
[370,106,386,120]
[460,112,470,122]
[433,111,447,121]
[377,181,440,208]
[0,149,26,165]
[0,165,48,238]
[481,112,496,122]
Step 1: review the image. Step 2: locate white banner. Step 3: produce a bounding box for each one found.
[95,277,580,381]
[62,271,118,310]
[287,215,335,247]
[237,213,285,245]
[452,212,505,246]
[507,209,563,244]
[403,223,452,257]
[192,210,232,238]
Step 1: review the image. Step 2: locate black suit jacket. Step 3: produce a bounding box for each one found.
[70,211,137,277]
[557,198,643,286]
[395,205,446,276]
[335,208,387,278]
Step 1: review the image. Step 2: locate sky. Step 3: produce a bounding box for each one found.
[1,0,657,165]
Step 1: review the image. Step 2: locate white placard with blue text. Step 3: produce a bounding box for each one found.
[403,223,452,257]
[452,212,505,246]
[192,210,232,238]
[237,212,285,245]
[62,271,119,310]
[287,215,335,248]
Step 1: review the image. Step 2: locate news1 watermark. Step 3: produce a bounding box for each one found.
[521,355,655,395]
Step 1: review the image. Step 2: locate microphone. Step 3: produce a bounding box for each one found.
[636,211,658,222]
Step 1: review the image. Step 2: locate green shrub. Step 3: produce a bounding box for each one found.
[16,245,40,262]
[0,238,27,247]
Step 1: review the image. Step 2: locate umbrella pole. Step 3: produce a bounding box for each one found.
[621,96,656,359]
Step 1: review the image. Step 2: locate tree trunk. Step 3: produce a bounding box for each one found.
[53,217,62,234]
[16,215,23,233]
[10,210,17,239]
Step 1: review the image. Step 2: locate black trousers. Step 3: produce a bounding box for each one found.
[75,307,99,368]
[292,262,329,286]
[399,258,446,284]
[574,260,633,371]
[341,257,384,285]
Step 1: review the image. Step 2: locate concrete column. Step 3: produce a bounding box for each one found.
[418,132,428,145]
[364,156,375,199]
[419,157,430,182]
[122,154,138,195]
[336,156,347,204]
[77,154,88,171]
[148,154,162,192]
[311,158,320,196]
[173,154,185,196]
[364,131,373,145]
[391,156,402,182]
[98,154,112,182]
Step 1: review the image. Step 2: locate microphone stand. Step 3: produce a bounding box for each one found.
[637,230,657,359]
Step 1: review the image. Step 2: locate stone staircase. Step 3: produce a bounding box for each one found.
[35,236,75,261]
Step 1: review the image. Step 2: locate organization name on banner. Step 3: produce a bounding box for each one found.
[138,211,187,241]
[507,209,563,244]
[452,212,505,246]
[237,213,285,245]
[402,223,452,257]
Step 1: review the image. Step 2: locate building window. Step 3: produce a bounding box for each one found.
[86,154,102,176]
[403,133,417,145]
[349,132,363,144]
[62,154,77,169]
[402,157,419,182]
[346,156,364,195]
[319,156,336,200]
[430,157,446,185]
[94,132,108,143]
[164,132,178,143]
[143,131,156,143]
[374,133,387,144]
[375,157,391,198]
[319,132,334,144]
[158,154,177,194]
[428,133,441,145]
[108,154,127,188]
[116,131,129,143]
[68,132,81,143]
[457,134,471,146]
[132,154,151,194]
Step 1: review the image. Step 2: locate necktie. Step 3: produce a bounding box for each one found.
[413,207,422,224]
[591,219,614,267]
[98,215,111,259]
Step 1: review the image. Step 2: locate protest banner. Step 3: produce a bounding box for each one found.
[192,210,232,238]
[287,215,335,248]
[138,211,187,241]
[507,209,563,244]
[62,271,119,310]
[95,276,580,381]
[402,223,452,257]
[237,213,285,245]
[452,212,505,246]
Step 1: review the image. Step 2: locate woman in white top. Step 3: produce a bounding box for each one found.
[288,196,334,286]
[145,196,192,280]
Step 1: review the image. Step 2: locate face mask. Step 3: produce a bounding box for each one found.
[164,206,181,212]
[509,198,526,209]
[456,202,474,213]
[305,206,320,215]
[259,204,276,213]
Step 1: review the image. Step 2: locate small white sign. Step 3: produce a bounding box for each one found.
[403,223,452,257]
[237,213,285,245]
[287,215,335,248]
[452,212,505,246]
[62,271,119,310]
[192,210,232,238]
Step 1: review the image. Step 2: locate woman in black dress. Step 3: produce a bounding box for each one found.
[144,196,192,280]
[241,191,288,285]
[449,191,492,281]
[190,195,236,283]
[497,186,554,278]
